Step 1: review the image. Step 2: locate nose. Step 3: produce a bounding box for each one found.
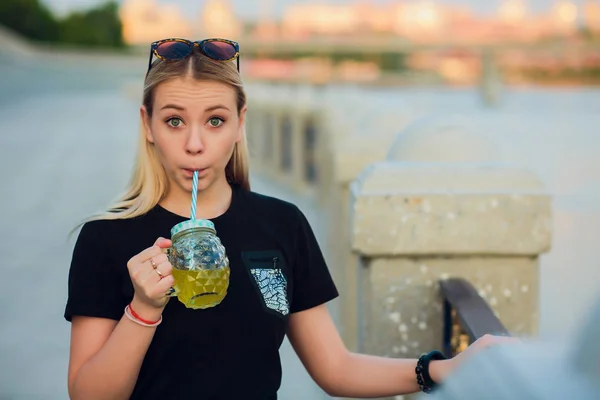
[185,126,205,155]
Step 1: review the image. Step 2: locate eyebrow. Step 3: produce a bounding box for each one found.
[160,104,185,111]
[205,105,231,112]
[159,104,231,112]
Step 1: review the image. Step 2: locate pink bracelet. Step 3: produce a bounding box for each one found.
[124,305,162,327]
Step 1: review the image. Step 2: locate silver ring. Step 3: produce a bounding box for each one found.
[155,268,163,278]
[150,258,157,269]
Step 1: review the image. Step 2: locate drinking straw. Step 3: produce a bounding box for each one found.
[191,170,198,220]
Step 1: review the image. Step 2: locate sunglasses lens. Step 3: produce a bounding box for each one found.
[202,41,237,61]
[156,41,192,60]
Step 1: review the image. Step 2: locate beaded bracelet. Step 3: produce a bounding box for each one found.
[124,304,162,327]
[416,350,447,394]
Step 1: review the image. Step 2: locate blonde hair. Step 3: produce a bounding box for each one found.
[78,49,250,228]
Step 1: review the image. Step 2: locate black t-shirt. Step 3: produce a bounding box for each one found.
[64,184,339,400]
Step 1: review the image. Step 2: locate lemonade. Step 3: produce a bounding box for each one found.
[171,266,230,309]
[167,218,230,310]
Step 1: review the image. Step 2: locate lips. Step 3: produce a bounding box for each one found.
[182,168,206,177]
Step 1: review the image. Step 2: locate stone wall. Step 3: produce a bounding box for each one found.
[244,86,553,400]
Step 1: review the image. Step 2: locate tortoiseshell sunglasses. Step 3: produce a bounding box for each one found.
[147,38,240,72]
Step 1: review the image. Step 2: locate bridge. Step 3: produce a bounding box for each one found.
[1,27,599,400]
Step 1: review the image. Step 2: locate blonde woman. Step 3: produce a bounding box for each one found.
[64,38,516,400]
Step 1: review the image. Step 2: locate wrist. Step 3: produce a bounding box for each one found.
[416,350,449,393]
[130,297,164,322]
[429,358,452,384]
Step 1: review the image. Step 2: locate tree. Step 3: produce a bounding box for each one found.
[0,0,60,42]
[0,0,125,48]
[59,1,125,48]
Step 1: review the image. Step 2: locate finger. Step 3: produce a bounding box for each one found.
[130,259,153,283]
[155,260,173,277]
[497,337,521,345]
[141,245,168,262]
[481,334,520,350]
[154,237,172,249]
[153,274,175,297]
[149,253,168,268]
[129,255,157,279]
[135,255,168,281]
[129,245,165,268]
[147,257,173,280]
[138,264,161,287]
[136,236,172,263]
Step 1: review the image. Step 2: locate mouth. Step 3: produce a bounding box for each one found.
[182,168,207,177]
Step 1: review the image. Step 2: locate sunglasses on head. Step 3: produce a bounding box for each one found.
[147,38,240,73]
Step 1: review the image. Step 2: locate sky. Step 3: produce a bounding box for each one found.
[42,0,589,20]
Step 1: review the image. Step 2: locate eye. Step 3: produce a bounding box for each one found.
[208,117,224,128]
[166,117,184,128]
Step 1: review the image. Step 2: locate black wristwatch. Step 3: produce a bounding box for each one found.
[415,350,447,394]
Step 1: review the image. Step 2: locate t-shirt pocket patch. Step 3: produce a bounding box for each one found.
[241,250,290,317]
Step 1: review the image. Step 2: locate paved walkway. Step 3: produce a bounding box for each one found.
[0,90,332,399]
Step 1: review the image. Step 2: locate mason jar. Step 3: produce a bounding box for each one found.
[166,219,230,310]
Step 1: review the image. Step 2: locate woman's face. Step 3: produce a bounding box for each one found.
[142,77,246,195]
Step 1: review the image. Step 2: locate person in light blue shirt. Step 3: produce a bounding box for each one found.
[424,294,600,400]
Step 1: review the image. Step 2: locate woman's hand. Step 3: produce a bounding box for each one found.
[430,334,521,383]
[126,237,174,319]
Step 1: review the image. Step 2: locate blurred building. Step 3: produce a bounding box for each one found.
[119,0,242,45]
[281,3,360,37]
[120,0,192,45]
[253,0,279,39]
[279,1,448,39]
[550,0,579,34]
[498,0,528,24]
[196,0,242,40]
[120,0,592,47]
[392,1,447,41]
[583,0,600,33]
[275,0,583,43]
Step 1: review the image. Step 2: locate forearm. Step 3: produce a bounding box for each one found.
[326,352,449,398]
[70,303,161,400]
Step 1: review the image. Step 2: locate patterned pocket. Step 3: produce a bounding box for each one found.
[242,250,290,317]
[250,268,289,316]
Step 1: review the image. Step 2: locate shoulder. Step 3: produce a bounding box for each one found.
[238,189,319,249]
[241,189,305,223]
[75,218,113,243]
[76,215,135,237]
[71,219,116,258]
[74,210,157,248]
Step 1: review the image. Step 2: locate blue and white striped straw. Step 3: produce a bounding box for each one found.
[191,170,198,220]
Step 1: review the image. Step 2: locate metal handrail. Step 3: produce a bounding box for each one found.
[440,278,510,357]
